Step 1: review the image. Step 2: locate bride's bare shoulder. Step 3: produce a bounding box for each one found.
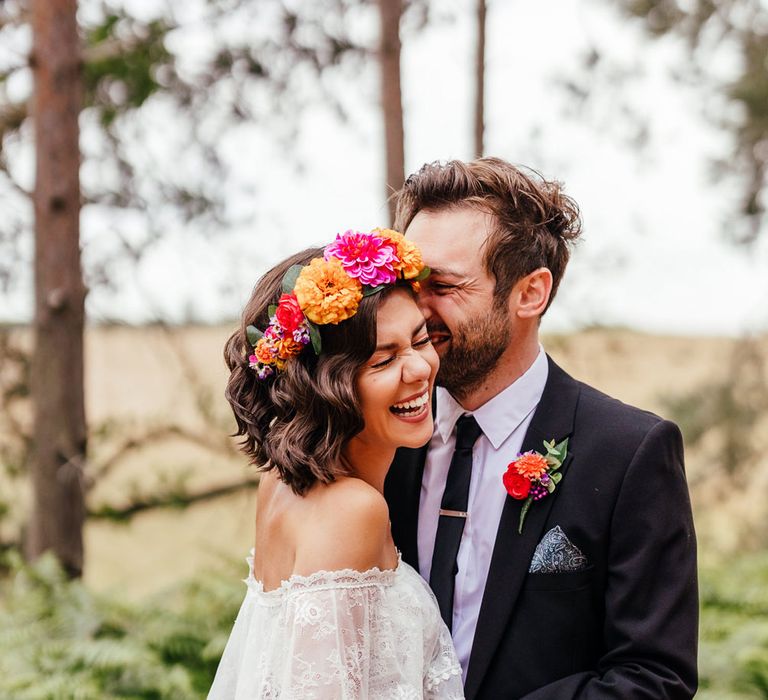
[293,478,392,575]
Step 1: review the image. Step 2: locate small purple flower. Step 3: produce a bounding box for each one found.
[293,323,311,345]
[256,364,275,380]
[530,484,549,501]
[540,473,550,484]
[265,317,284,340]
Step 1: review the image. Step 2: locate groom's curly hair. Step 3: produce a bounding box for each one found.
[223,248,402,496]
[393,157,582,313]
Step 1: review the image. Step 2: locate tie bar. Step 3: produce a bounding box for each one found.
[439,508,468,518]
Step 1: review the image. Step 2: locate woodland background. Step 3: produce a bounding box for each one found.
[1,0,768,697]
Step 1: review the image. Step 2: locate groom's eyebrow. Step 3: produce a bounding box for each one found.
[374,320,427,351]
[428,267,464,280]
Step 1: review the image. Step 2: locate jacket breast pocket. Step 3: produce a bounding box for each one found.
[522,565,595,592]
[503,564,601,685]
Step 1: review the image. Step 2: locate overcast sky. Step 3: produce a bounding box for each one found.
[3,0,767,335]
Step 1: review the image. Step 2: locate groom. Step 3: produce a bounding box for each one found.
[384,158,698,699]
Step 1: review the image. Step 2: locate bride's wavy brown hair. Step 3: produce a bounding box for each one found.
[224,247,405,496]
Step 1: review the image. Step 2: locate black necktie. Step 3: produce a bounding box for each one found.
[429,414,482,630]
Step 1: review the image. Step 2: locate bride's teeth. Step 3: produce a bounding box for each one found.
[392,392,428,411]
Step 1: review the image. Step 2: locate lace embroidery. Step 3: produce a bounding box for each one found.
[209,554,465,699]
[425,657,463,691]
[246,549,400,595]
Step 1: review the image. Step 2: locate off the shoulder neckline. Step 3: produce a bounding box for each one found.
[245,549,403,598]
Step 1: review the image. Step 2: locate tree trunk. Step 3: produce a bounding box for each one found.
[378,0,405,225]
[474,0,486,157]
[27,0,87,578]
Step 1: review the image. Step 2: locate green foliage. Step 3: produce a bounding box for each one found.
[0,551,244,699]
[1,0,382,308]
[698,552,768,699]
[83,14,174,127]
[615,0,768,243]
[2,548,768,697]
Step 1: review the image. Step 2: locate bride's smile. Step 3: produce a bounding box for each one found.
[349,288,438,457]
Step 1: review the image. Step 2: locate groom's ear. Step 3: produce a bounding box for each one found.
[512,267,553,319]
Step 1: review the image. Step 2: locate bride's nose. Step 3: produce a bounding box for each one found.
[402,348,432,384]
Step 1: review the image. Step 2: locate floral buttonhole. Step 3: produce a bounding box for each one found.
[503,438,569,534]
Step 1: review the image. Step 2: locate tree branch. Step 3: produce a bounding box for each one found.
[87,423,237,490]
[87,476,259,520]
[82,36,141,64]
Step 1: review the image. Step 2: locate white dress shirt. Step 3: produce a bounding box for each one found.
[417,347,549,678]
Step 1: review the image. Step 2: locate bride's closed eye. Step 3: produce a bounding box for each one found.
[369,336,432,369]
[370,355,395,369]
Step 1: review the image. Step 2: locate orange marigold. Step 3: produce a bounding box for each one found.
[514,452,550,480]
[294,257,362,325]
[253,338,275,364]
[275,336,305,360]
[375,228,424,280]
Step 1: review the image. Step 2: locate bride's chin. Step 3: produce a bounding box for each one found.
[396,422,433,449]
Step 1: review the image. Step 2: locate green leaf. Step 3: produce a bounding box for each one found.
[550,472,563,484]
[281,265,303,294]
[363,284,387,297]
[414,265,431,282]
[268,304,277,318]
[545,479,556,493]
[246,325,263,346]
[308,321,322,355]
[518,496,533,534]
[544,437,569,467]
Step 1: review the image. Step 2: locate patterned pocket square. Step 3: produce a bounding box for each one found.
[529,526,588,573]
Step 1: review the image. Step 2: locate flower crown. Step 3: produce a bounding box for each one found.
[247,228,429,380]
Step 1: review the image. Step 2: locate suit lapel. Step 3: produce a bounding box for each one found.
[384,443,428,569]
[464,356,581,700]
[385,388,438,569]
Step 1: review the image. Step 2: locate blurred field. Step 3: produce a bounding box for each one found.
[2,323,768,698]
[70,324,768,596]
[82,324,255,598]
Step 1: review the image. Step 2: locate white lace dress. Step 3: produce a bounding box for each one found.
[207,552,464,699]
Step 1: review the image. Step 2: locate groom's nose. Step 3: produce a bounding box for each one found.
[414,287,436,320]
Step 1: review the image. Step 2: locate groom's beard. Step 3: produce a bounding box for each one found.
[431,304,511,402]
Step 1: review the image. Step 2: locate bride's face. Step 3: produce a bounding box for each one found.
[353,289,439,451]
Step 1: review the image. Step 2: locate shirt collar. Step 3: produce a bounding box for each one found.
[435,346,549,450]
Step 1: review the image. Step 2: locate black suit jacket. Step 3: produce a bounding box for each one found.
[384,356,698,699]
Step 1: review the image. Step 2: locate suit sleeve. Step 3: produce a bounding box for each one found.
[519,419,698,700]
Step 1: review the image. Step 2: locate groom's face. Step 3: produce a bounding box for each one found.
[405,206,513,399]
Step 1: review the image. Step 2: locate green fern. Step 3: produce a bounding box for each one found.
[699,553,768,699]
[0,551,244,699]
[7,549,767,699]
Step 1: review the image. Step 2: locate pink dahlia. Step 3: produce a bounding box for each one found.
[324,230,398,287]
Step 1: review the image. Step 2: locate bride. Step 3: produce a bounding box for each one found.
[208,230,464,699]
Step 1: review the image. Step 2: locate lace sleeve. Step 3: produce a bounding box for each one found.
[279,571,387,698]
[208,562,465,700]
[424,617,464,699]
